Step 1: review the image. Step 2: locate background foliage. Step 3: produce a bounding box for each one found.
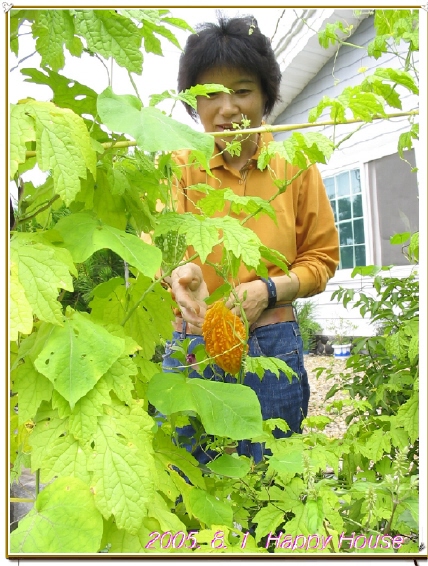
[9,8,420,555]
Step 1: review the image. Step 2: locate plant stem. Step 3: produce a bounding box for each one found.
[23,111,419,160]
[35,469,40,497]
[10,497,35,503]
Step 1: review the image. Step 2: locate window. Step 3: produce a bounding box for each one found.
[324,169,366,270]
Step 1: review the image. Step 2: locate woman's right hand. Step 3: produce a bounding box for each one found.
[171,263,209,332]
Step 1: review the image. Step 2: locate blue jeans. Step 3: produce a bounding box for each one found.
[161,321,309,464]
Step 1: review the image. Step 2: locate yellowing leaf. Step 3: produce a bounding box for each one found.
[9,261,33,340]
[9,477,103,553]
[92,411,157,534]
[10,104,36,179]
[10,236,76,328]
[24,100,96,205]
[34,311,125,408]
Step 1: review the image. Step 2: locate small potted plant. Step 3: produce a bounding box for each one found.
[327,317,358,358]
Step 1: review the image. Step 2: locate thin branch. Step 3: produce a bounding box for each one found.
[10,50,37,72]
[15,194,60,225]
[23,110,420,160]
[128,71,142,103]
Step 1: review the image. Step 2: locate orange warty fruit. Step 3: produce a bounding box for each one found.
[202,301,248,375]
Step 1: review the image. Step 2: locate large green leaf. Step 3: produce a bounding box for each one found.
[21,67,99,119]
[188,487,234,528]
[89,276,174,358]
[148,373,263,440]
[9,477,103,554]
[11,360,53,424]
[97,87,214,158]
[10,235,76,329]
[54,212,161,279]
[10,103,36,178]
[32,10,82,72]
[206,453,251,478]
[74,9,143,73]
[153,430,207,491]
[396,393,418,443]
[91,407,157,534]
[253,504,285,543]
[212,216,262,269]
[9,261,33,340]
[33,311,125,407]
[22,100,96,205]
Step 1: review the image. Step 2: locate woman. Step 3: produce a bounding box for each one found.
[163,15,339,463]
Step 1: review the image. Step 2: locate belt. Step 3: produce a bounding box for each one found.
[172,304,295,335]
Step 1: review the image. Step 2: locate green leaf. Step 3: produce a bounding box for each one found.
[306,497,324,533]
[97,87,214,158]
[268,450,304,475]
[253,504,285,543]
[32,10,82,72]
[245,356,296,382]
[374,68,419,94]
[355,429,392,462]
[23,100,96,205]
[9,477,103,554]
[89,276,174,358]
[68,375,112,443]
[153,429,207,491]
[390,231,411,245]
[396,393,418,443]
[74,9,143,73]
[10,235,76,328]
[154,212,219,265]
[91,409,157,534]
[147,373,263,440]
[9,260,34,340]
[12,361,53,424]
[206,454,251,478]
[21,67,99,120]
[212,216,262,269]
[54,212,162,279]
[33,311,125,408]
[10,103,36,179]
[188,487,233,528]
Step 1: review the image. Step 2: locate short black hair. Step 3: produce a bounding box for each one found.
[177,14,282,121]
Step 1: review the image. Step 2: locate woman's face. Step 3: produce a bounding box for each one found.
[195,67,267,154]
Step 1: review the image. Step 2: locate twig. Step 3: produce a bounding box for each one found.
[23,111,419,160]
[10,50,37,72]
[14,194,60,225]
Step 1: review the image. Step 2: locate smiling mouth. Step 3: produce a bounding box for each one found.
[216,124,235,131]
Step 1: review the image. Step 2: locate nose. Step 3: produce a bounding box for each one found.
[217,93,239,119]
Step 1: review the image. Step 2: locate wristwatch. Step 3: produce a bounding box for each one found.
[260,277,277,309]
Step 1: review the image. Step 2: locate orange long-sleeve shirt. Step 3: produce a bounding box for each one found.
[172,131,339,298]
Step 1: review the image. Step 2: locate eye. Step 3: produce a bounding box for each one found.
[235,89,251,95]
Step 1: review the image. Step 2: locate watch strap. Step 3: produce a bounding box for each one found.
[260,277,277,309]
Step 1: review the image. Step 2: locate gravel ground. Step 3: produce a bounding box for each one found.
[303,354,353,438]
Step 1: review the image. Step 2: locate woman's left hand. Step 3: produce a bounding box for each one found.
[225,280,269,328]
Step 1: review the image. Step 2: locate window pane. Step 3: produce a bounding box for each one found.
[324,177,335,198]
[339,221,354,246]
[338,198,352,221]
[355,245,366,266]
[337,172,350,197]
[352,194,363,217]
[351,169,361,194]
[341,247,354,269]
[354,218,365,244]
